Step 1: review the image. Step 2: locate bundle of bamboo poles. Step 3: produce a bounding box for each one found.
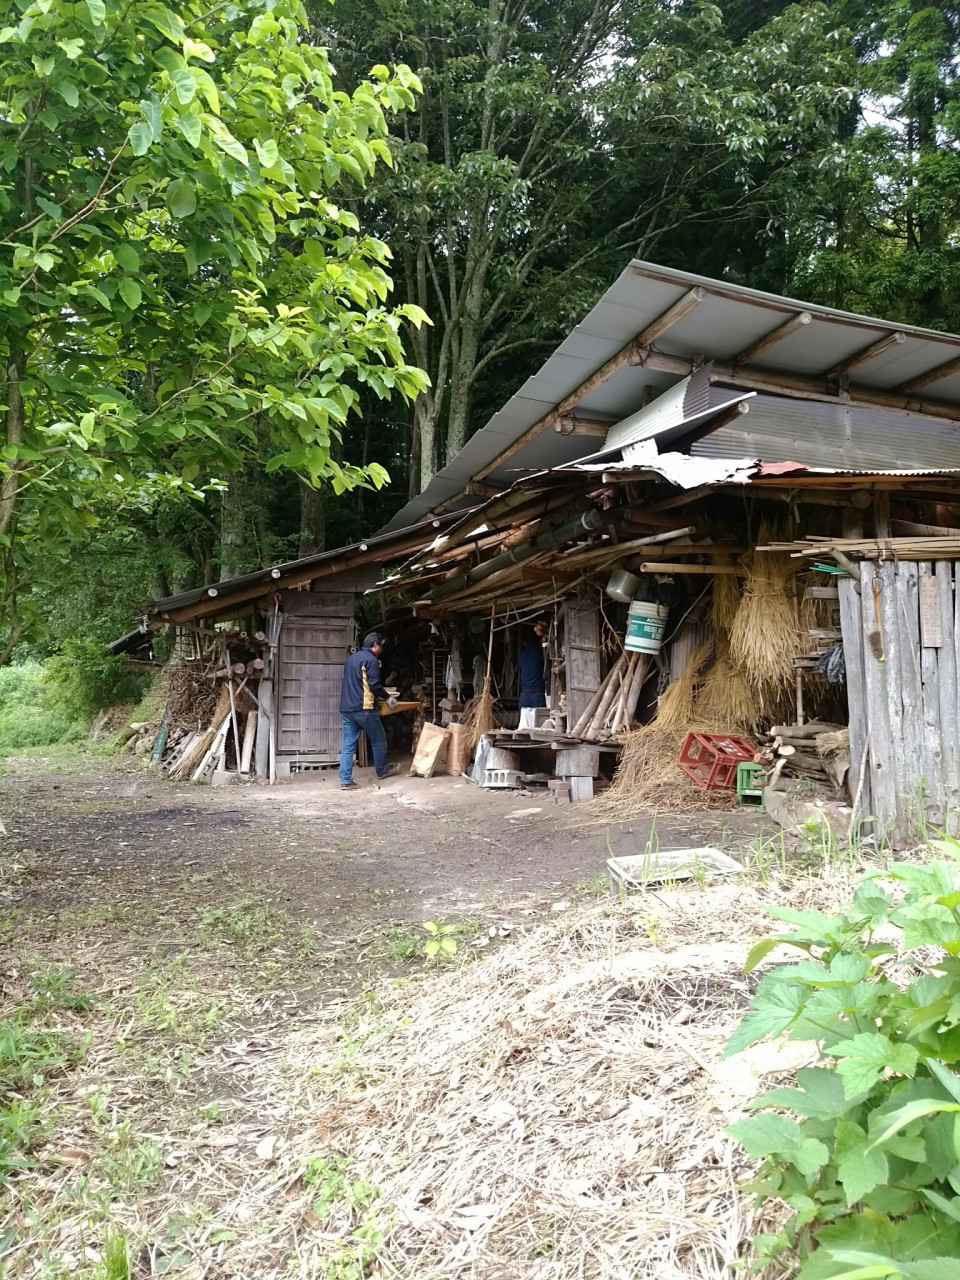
[765,536,960,562]
[570,649,650,741]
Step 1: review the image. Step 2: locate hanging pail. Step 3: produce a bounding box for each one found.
[625,600,669,654]
[605,568,640,603]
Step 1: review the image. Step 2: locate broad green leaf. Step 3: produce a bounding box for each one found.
[926,1059,960,1103]
[183,38,216,62]
[171,69,196,105]
[141,98,162,141]
[254,138,279,168]
[176,112,202,148]
[723,977,806,1056]
[166,178,197,218]
[118,279,142,310]
[194,301,213,326]
[830,1034,919,1097]
[128,122,153,156]
[212,131,249,166]
[837,1143,889,1205]
[35,197,61,220]
[55,81,79,108]
[84,0,106,23]
[114,243,139,273]
[726,1112,802,1157]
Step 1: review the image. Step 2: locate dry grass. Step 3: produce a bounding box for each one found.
[1,857,865,1280]
[591,724,738,819]
[695,640,760,732]
[729,551,799,703]
[654,642,713,730]
[710,568,742,634]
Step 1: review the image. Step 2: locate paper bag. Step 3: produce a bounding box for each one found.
[410,722,450,777]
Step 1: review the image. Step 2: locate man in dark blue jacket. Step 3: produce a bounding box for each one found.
[338,632,400,789]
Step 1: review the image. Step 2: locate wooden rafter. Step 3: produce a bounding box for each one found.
[733,311,811,366]
[898,354,960,394]
[824,330,906,380]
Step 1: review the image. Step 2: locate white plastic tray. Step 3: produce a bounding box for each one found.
[607,846,743,894]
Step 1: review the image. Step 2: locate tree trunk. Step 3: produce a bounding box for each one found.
[219,474,249,581]
[0,346,26,540]
[299,480,325,556]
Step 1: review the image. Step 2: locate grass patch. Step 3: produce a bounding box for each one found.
[0,662,87,754]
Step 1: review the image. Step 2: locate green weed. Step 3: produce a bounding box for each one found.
[29,965,94,1013]
[727,851,960,1275]
[95,1226,131,1280]
[303,1156,384,1279]
[576,873,610,896]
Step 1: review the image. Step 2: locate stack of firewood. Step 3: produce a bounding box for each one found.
[756,722,849,794]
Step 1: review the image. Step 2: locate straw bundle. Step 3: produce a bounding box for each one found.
[729,549,798,697]
[468,610,497,746]
[655,641,713,729]
[711,564,742,633]
[595,723,737,815]
[695,639,760,731]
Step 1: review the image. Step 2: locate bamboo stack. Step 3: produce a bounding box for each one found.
[570,650,650,741]
[765,536,960,562]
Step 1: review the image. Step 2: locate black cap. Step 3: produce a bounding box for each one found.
[363,631,387,649]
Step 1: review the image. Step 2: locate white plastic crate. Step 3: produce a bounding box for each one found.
[607,846,742,895]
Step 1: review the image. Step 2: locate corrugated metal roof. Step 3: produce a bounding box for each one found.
[690,395,960,473]
[384,259,960,531]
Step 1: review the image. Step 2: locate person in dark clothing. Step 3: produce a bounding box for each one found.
[516,629,547,710]
[339,632,399,789]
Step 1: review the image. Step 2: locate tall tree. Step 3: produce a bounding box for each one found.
[321,0,855,493]
[0,0,428,657]
[798,2,960,328]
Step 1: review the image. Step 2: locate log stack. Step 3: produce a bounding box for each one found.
[571,651,650,741]
[755,721,849,795]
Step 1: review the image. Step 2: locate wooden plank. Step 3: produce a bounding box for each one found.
[938,560,960,834]
[859,562,894,836]
[920,571,943,647]
[240,710,258,774]
[838,576,870,824]
[917,563,944,828]
[879,559,908,843]
[563,600,601,734]
[902,562,940,831]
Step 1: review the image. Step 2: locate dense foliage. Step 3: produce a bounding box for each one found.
[5,0,960,670]
[727,853,960,1279]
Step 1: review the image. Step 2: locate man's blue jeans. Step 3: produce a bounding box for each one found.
[339,710,388,784]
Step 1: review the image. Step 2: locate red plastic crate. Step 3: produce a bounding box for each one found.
[677,731,756,791]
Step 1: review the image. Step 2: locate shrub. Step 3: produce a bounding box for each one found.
[0,662,84,752]
[726,847,960,1279]
[45,639,146,719]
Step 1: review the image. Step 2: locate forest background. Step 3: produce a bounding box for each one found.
[1,0,958,739]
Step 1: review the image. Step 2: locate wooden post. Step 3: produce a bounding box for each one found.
[917,562,943,829]
[859,562,894,837]
[838,577,869,823]
[937,560,960,833]
[240,710,258,775]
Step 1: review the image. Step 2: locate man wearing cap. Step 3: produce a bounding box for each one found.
[338,632,400,789]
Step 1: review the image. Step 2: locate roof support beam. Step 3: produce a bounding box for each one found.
[733,311,811,366]
[824,331,906,380]
[633,347,960,426]
[471,287,708,484]
[898,354,960,394]
[555,414,611,437]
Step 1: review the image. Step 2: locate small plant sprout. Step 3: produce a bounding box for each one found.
[422,921,458,959]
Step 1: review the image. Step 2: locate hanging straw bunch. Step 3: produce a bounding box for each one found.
[466,608,497,746]
[654,640,712,728]
[729,542,798,699]
[695,637,760,731]
[710,562,742,633]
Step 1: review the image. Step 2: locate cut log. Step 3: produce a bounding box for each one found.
[240,711,258,774]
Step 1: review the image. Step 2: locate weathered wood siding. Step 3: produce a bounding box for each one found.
[840,559,960,844]
[563,600,601,734]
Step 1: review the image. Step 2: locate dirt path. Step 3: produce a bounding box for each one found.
[0,751,770,1278]
[1,752,766,994]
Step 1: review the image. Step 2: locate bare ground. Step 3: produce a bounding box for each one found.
[0,749,770,1278]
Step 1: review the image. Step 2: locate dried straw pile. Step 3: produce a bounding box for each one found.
[729,549,799,706]
[594,723,738,818]
[284,883,826,1279]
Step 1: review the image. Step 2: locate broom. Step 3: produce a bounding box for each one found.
[469,605,497,746]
